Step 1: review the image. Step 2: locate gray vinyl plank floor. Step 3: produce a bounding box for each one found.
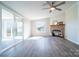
[0,36,79,57]
[0,39,21,51]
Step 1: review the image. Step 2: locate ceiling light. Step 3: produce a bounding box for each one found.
[50,7,55,10]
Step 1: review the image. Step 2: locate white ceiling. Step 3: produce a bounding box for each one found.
[1,1,76,20]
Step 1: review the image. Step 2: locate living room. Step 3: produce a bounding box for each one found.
[0,1,79,57]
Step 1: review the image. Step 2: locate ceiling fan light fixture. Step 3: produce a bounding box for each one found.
[50,7,55,11]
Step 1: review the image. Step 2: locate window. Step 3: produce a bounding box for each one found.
[35,21,47,33]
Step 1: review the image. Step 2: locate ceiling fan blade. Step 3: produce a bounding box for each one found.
[55,8,62,11]
[46,1,52,7]
[52,1,56,5]
[55,1,65,7]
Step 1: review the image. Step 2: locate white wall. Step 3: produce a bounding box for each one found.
[65,2,79,45]
[50,12,65,25]
[24,18,31,39]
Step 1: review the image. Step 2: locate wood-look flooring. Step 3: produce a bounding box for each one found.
[0,39,21,51]
[0,36,79,57]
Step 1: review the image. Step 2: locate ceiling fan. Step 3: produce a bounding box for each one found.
[42,1,65,13]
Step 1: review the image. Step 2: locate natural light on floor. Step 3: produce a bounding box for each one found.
[29,36,46,40]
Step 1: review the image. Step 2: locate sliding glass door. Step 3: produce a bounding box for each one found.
[2,9,14,41]
[13,16,23,40]
[2,8,23,41]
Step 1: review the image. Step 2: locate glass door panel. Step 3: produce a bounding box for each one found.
[13,16,23,40]
[2,9,14,41]
[2,9,23,41]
